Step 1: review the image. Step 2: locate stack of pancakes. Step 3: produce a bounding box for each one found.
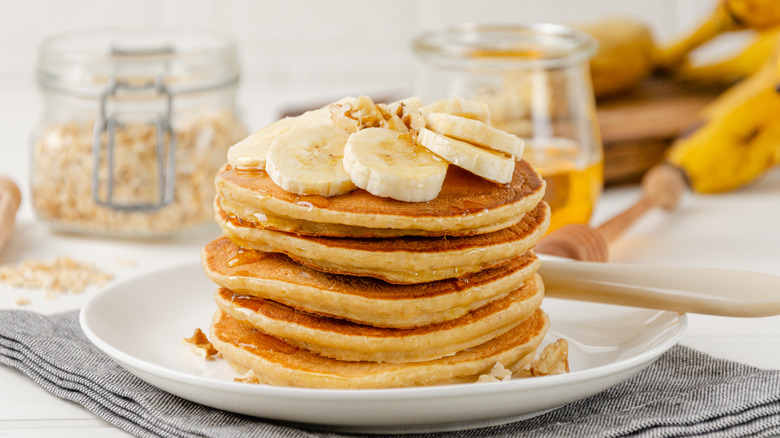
[202,146,552,389]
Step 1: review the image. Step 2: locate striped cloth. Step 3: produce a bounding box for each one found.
[1,309,779,438]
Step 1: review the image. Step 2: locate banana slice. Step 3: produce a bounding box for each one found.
[385,99,426,132]
[419,97,492,124]
[425,112,524,158]
[265,124,356,197]
[388,97,423,112]
[417,128,515,184]
[343,127,448,202]
[227,108,331,170]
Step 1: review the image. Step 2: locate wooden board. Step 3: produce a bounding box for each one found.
[597,77,725,185]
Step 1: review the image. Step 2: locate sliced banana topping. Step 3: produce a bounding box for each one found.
[241,96,526,200]
[419,97,492,124]
[265,124,356,197]
[417,128,515,184]
[425,112,524,158]
[343,127,448,202]
[388,96,423,112]
[227,108,331,170]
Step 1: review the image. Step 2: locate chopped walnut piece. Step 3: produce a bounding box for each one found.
[182,328,220,360]
[530,339,570,377]
[329,96,411,134]
[477,362,513,383]
[234,368,260,384]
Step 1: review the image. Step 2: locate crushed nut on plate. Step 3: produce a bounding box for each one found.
[182,328,220,360]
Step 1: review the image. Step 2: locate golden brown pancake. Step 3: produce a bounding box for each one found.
[202,237,541,327]
[210,308,549,389]
[215,159,545,237]
[216,197,520,238]
[217,201,550,284]
[213,274,543,363]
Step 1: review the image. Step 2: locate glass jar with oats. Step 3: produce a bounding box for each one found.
[31,28,246,236]
[413,24,603,234]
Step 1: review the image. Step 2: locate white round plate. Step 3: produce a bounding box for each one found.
[80,261,686,434]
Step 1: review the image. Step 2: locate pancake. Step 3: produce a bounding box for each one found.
[210,308,549,389]
[215,159,545,237]
[213,274,544,363]
[202,237,541,328]
[217,201,550,284]
[217,197,520,238]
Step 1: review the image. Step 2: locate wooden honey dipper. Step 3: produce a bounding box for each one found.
[0,177,22,254]
[536,164,687,262]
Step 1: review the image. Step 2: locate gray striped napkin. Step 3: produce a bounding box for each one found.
[1,309,779,438]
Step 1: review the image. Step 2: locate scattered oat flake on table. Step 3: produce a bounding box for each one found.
[14,297,31,306]
[0,256,113,297]
[115,257,137,267]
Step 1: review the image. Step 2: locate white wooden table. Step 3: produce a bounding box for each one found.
[2,81,779,435]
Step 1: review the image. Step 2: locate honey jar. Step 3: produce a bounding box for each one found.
[413,23,603,233]
[31,28,246,236]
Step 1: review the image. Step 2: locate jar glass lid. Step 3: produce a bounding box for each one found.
[413,23,598,69]
[37,27,239,95]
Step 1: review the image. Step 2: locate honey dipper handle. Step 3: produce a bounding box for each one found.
[596,197,653,244]
[540,259,780,317]
[534,223,608,262]
[597,164,687,244]
[0,177,22,253]
[536,165,686,262]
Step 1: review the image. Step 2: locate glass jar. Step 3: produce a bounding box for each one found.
[413,24,603,234]
[31,28,246,237]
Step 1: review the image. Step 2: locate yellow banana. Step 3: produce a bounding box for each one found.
[659,0,780,69]
[674,26,780,85]
[667,60,780,193]
[577,17,659,98]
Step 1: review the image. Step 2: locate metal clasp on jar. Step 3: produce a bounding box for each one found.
[92,74,176,211]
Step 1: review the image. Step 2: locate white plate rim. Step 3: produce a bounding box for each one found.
[80,261,687,431]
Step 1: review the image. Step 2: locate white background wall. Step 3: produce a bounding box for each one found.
[1,0,741,204]
[0,0,725,128]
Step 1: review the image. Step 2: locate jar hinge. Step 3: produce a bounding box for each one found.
[91,76,176,211]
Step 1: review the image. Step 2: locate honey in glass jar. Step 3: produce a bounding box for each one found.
[413,24,603,233]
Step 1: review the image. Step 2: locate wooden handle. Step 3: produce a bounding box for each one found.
[540,258,780,317]
[598,164,686,243]
[0,177,22,253]
[536,165,686,262]
[534,223,609,262]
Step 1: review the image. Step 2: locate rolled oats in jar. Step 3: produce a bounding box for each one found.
[32,28,246,236]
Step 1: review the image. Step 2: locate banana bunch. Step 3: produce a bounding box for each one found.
[228,96,523,202]
[659,0,780,69]
[659,0,780,193]
[673,26,780,85]
[667,60,780,193]
[577,17,659,98]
